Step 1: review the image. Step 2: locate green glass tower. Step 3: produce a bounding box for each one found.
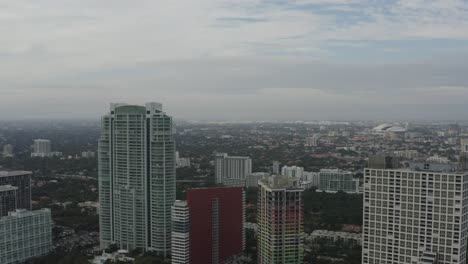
[99,102,176,256]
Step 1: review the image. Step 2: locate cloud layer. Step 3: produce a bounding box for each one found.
[1,0,468,120]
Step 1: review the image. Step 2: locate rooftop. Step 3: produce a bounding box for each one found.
[0,170,32,178]
[0,185,18,192]
[0,208,51,220]
[260,175,302,190]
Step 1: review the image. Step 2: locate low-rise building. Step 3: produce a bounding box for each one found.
[307,230,362,246]
[318,169,359,193]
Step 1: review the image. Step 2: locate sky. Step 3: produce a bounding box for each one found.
[1,0,468,120]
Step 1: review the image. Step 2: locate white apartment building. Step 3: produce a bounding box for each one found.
[0,209,52,264]
[31,139,51,157]
[215,153,252,186]
[171,201,189,264]
[2,144,13,157]
[394,150,419,160]
[98,103,176,255]
[305,135,318,147]
[319,169,359,193]
[363,166,468,264]
[281,166,304,178]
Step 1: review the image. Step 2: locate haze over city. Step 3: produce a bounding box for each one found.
[2,0,468,120]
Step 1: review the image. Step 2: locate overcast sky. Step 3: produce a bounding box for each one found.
[1,0,468,120]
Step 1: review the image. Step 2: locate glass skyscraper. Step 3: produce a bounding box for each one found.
[99,102,176,256]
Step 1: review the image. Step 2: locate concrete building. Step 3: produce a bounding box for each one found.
[281,166,304,178]
[0,171,32,211]
[368,155,401,169]
[98,102,176,255]
[393,150,419,160]
[81,151,96,158]
[246,172,270,188]
[0,185,17,217]
[272,161,280,175]
[215,153,252,186]
[171,187,245,264]
[258,176,304,264]
[171,201,190,264]
[307,230,362,246]
[2,144,13,157]
[305,135,318,147]
[426,155,450,164]
[459,139,468,171]
[31,139,51,157]
[175,151,191,168]
[318,169,359,193]
[363,164,468,263]
[0,209,52,264]
[302,171,320,187]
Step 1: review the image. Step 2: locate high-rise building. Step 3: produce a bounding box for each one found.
[363,164,468,264]
[0,209,52,264]
[98,102,176,255]
[258,176,304,264]
[272,161,280,175]
[305,135,318,147]
[318,169,359,193]
[0,185,17,217]
[0,171,32,211]
[281,166,304,178]
[171,187,245,264]
[460,139,468,171]
[171,200,190,264]
[2,144,13,157]
[215,153,252,186]
[31,139,51,157]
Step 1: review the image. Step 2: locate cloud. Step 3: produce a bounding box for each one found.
[0,0,468,120]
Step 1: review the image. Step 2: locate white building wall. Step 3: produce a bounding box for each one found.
[0,209,52,264]
[363,169,468,264]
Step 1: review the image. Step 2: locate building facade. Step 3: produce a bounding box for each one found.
[272,161,280,175]
[0,171,32,211]
[305,135,318,147]
[171,200,190,264]
[319,169,359,193]
[31,139,51,157]
[258,176,304,264]
[246,172,270,188]
[393,150,419,160]
[2,144,13,157]
[281,166,304,178]
[171,187,245,264]
[0,185,17,217]
[98,102,176,255]
[0,209,52,264]
[460,139,468,171]
[215,153,252,186]
[363,167,468,264]
[302,171,320,187]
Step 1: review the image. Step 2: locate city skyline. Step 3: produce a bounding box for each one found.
[1,1,468,120]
